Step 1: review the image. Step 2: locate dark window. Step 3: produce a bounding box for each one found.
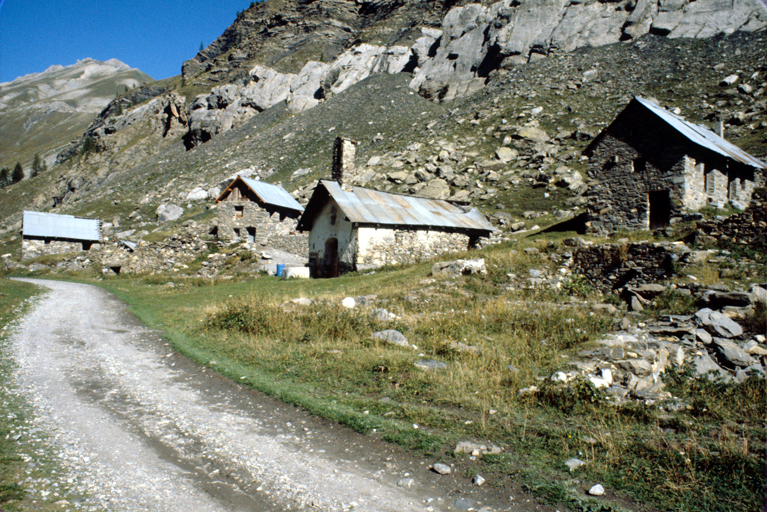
[234,205,244,219]
[633,158,646,173]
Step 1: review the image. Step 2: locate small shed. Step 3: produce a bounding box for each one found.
[297,180,494,277]
[584,96,766,233]
[22,211,101,260]
[212,176,307,254]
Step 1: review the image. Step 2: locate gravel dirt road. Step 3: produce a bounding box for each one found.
[9,279,546,512]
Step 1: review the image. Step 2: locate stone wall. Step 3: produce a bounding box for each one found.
[572,243,675,293]
[585,130,689,232]
[355,227,470,267]
[22,239,99,260]
[689,187,767,250]
[213,203,307,256]
[585,102,761,234]
[98,232,209,274]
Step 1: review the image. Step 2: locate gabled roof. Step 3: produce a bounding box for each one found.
[22,211,101,241]
[585,96,767,170]
[216,176,304,212]
[297,180,494,236]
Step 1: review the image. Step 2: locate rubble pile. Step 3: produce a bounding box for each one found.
[545,283,766,405]
[688,188,767,250]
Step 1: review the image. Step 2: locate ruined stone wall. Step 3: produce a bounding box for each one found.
[355,227,470,267]
[572,243,675,293]
[690,187,767,250]
[98,232,209,274]
[22,239,99,260]
[214,202,307,256]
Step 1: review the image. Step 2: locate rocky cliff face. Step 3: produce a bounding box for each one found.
[177,0,766,148]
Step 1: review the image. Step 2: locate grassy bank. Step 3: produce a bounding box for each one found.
[91,238,765,512]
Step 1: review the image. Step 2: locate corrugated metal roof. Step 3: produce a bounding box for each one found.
[22,211,101,241]
[635,96,766,170]
[240,177,304,212]
[312,181,494,234]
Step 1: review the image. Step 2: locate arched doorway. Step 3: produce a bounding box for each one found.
[324,238,339,278]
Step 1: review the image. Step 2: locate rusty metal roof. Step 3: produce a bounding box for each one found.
[22,211,101,241]
[635,97,766,169]
[299,181,494,235]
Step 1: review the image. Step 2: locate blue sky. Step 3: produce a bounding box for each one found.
[0,0,256,83]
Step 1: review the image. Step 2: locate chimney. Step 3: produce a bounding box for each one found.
[332,137,356,190]
[719,119,724,139]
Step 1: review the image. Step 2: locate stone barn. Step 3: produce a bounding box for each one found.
[21,211,101,260]
[584,96,766,233]
[297,180,494,276]
[213,177,307,255]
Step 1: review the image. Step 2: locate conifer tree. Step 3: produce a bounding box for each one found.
[32,153,46,177]
[12,163,24,183]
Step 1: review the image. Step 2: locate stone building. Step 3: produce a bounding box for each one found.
[297,137,494,277]
[213,176,306,255]
[584,97,766,233]
[21,211,101,260]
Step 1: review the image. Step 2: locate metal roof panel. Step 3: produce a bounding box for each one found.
[635,97,766,170]
[22,211,101,241]
[240,177,304,212]
[320,181,494,234]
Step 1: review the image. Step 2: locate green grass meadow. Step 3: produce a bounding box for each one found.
[86,238,766,512]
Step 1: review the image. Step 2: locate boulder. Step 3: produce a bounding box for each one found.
[712,338,755,368]
[372,329,409,347]
[700,290,756,309]
[495,147,518,163]
[514,126,549,143]
[156,204,184,223]
[186,187,208,201]
[432,258,486,277]
[695,308,743,338]
[418,178,451,200]
[694,352,732,381]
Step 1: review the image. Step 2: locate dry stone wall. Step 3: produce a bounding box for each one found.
[22,240,99,260]
[214,203,307,257]
[572,243,675,293]
[355,227,470,268]
[690,188,767,251]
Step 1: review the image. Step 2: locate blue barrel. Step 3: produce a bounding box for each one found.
[276,264,285,277]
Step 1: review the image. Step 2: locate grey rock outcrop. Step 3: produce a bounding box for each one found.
[410,0,766,99]
[178,0,766,148]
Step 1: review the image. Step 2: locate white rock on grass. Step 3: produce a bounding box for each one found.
[588,484,605,496]
[341,297,356,308]
[371,329,409,347]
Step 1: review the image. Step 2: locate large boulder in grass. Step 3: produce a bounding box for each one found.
[372,329,409,347]
[156,204,184,222]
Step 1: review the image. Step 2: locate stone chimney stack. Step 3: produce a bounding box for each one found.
[332,137,356,190]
